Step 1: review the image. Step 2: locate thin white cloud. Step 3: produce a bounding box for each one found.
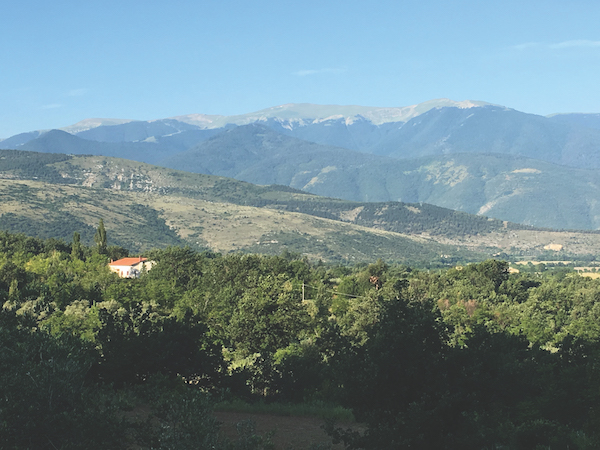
[513,40,600,51]
[67,88,88,97]
[294,69,319,76]
[40,103,63,110]
[549,40,600,49]
[293,68,346,77]
[513,42,540,51]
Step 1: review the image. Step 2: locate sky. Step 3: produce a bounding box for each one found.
[2,0,600,138]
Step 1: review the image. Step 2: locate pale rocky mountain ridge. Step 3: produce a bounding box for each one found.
[44,99,494,133]
[60,118,135,134]
[2,99,492,147]
[170,99,494,128]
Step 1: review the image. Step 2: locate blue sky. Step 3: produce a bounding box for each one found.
[2,0,600,138]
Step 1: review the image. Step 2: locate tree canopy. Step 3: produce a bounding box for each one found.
[1,229,600,448]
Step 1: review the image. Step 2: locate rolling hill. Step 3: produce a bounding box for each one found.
[1,149,600,264]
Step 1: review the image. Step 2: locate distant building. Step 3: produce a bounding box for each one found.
[109,256,154,278]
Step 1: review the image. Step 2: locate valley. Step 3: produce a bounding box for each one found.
[7,4,600,448]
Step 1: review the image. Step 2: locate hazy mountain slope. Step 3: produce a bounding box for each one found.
[17,129,200,165]
[18,130,161,162]
[0,130,49,149]
[261,116,400,152]
[548,113,600,130]
[400,154,600,230]
[8,100,600,171]
[0,119,135,148]
[372,106,600,168]
[159,123,375,183]
[166,100,490,153]
[288,153,600,229]
[75,118,201,142]
[7,100,600,231]
[1,99,488,149]
[10,123,598,231]
[73,118,227,150]
[159,124,600,230]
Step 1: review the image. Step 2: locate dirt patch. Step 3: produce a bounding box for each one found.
[338,206,364,222]
[215,411,355,449]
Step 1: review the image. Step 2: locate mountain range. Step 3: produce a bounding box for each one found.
[161,125,600,230]
[2,99,600,231]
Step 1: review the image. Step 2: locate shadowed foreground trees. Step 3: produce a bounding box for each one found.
[328,269,600,449]
[0,311,127,449]
[1,230,600,448]
[330,297,600,448]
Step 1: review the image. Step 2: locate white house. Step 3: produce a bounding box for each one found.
[109,256,154,278]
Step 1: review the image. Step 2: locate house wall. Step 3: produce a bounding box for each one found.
[109,259,154,278]
[132,261,154,273]
[109,265,137,278]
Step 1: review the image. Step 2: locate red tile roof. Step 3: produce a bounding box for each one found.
[109,257,147,266]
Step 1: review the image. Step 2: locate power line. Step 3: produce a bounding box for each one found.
[293,281,373,301]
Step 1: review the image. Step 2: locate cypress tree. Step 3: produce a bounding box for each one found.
[71,231,83,260]
[94,219,107,254]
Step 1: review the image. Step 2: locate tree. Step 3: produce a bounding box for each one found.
[71,231,83,260]
[227,276,309,395]
[92,306,224,388]
[0,310,128,449]
[94,219,107,255]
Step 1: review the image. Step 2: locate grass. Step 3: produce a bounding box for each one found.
[580,272,600,279]
[214,399,355,423]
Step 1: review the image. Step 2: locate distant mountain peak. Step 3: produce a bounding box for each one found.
[1,99,504,149]
[167,113,226,128]
[10,99,499,138]
[60,118,135,134]
[170,99,497,129]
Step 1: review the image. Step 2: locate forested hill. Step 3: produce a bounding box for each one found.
[2,230,600,448]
